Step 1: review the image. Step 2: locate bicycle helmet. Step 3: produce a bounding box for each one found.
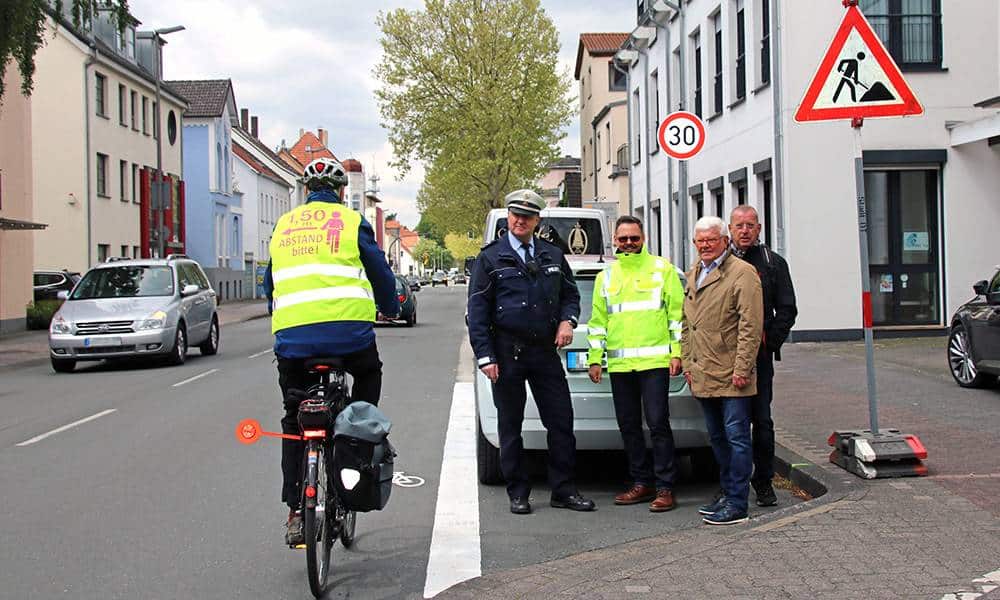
[301,157,348,190]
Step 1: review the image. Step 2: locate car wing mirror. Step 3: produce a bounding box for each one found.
[57,290,69,300]
[181,284,200,297]
[973,280,989,296]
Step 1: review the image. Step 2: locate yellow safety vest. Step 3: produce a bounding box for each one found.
[269,202,375,333]
[586,248,684,372]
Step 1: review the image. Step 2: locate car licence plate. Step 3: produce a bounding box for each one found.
[83,337,121,347]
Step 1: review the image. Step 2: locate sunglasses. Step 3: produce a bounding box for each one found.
[616,235,642,243]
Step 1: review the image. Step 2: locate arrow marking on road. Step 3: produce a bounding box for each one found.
[16,409,117,447]
[172,368,220,387]
[248,349,272,359]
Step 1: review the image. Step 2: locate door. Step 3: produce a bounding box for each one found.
[969,270,1000,370]
[864,169,940,325]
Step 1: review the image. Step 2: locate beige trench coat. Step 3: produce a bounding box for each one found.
[681,252,763,398]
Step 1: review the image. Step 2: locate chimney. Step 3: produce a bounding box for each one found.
[299,128,304,139]
[240,108,249,131]
[319,128,328,147]
[251,116,258,139]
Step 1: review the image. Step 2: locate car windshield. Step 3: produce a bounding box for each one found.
[493,217,604,255]
[71,266,175,299]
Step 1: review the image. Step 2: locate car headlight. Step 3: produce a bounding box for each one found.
[137,310,168,330]
[50,315,71,334]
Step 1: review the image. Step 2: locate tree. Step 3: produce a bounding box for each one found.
[415,214,445,245]
[444,232,481,262]
[1,1,131,102]
[376,0,572,233]
[384,212,398,222]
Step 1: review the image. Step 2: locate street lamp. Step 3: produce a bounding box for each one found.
[140,25,185,258]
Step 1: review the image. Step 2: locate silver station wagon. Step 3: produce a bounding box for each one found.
[48,256,219,372]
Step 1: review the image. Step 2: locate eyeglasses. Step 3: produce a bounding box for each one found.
[616,235,642,243]
[694,236,723,246]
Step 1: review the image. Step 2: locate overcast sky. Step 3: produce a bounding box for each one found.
[129,0,635,228]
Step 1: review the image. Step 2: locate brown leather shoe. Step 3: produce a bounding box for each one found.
[614,484,656,505]
[649,490,676,512]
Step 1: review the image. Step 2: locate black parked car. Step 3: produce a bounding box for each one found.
[948,268,1000,388]
[33,270,81,302]
[377,275,417,327]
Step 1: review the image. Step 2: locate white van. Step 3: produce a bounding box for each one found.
[483,207,612,256]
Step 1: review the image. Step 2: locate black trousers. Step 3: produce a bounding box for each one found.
[750,352,775,487]
[609,368,677,490]
[491,339,577,500]
[277,342,383,509]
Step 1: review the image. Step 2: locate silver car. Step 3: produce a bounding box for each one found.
[48,256,219,372]
[475,256,710,484]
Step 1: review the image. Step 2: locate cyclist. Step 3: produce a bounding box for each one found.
[265,157,400,546]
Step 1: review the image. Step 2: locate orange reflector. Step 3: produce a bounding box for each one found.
[303,429,326,438]
[305,485,316,498]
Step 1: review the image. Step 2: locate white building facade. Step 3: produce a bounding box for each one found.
[622,0,1000,338]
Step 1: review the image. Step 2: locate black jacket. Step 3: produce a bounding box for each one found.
[467,234,580,366]
[736,244,797,360]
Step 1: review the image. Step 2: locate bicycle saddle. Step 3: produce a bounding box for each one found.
[305,357,346,372]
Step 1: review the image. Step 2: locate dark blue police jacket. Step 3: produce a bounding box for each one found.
[467,233,580,367]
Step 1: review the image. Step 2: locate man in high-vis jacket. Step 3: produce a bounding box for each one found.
[587,216,685,512]
[265,157,399,546]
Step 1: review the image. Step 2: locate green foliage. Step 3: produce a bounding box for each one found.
[376,0,573,237]
[0,0,130,102]
[412,238,454,270]
[415,215,445,245]
[26,299,62,329]
[444,232,481,262]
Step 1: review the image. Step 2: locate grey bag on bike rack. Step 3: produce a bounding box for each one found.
[332,401,395,512]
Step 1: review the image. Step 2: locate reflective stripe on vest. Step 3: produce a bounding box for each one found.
[272,264,365,284]
[607,345,673,359]
[607,297,665,314]
[272,286,374,311]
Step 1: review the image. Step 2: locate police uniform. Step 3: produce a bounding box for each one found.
[467,190,594,512]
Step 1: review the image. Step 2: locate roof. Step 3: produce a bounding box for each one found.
[288,131,338,167]
[575,33,629,79]
[548,155,581,169]
[233,125,300,180]
[343,158,363,172]
[233,141,289,186]
[163,79,234,118]
[277,149,305,175]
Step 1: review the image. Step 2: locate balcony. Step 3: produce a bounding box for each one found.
[611,144,630,179]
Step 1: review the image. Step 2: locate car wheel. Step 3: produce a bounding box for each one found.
[169,325,187,366]
[406,310,415,327]
[476,418,503,485]
[199,318,220,355]
[948,324,994,388]
[51,357,76,373]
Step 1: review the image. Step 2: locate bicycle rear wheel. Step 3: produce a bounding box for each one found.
[339,508,357,548]
[304,441,333,598]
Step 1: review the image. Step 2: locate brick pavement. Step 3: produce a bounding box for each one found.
[443,337,1000,599]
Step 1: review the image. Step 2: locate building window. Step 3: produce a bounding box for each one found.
[713,12,724,115]
[734,0,747,101]
[761,174,773,246]
[693,193,705,220]
[142,96,148,134]
[98,244,110,263]
[96,153,109,197]
[760,0,771,84]
[126,27,136,60]
[860,0,942,68]
[120,160,128,202]
[736,182,747,205]
[605,122,612,163]
[133,246,140,259]
[130,90,138,130]
[632,88,642,163]
[609,62,627,91]
[132,164,139,204]
[167,111,178,145]
[692,32,703,118]
[118,84,127,125]
[152,101,158,140]
[637,0,646,20]
[95,72,107,117]
[648,70,659,154]
[596,131,602,171]
[713,188,724,217]
[120,245,129,257]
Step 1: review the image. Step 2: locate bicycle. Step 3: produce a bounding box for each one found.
[295,356,358,598]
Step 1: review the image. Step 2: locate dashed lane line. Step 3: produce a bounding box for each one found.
[171,368,220,387]
[16,409,117,447]
[247,349,272,359]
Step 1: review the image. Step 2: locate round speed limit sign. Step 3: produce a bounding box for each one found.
[657,111,706,160]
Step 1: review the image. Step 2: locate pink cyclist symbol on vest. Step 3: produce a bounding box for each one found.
[322,212,345,253]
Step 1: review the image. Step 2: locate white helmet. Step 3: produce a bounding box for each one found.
[301,157,347,190]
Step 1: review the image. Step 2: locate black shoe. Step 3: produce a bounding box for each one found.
[697,489,726,515]
[550,494,596,512]
[702,504,749,526]
[510,497,532,514]
[285,510,304,546]
[754,481,778,507]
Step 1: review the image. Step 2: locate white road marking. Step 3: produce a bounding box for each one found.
[171,368,220,387]
[939,568,1000,600]
[16,409,117,447]
[247,349,272,359]
[423,382,480,598]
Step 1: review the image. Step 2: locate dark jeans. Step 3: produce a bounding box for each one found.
[277,342,383,509]
[491,339,577,500]
[698,396,752,513]
[609,369,677,490]
[751,353,775,487]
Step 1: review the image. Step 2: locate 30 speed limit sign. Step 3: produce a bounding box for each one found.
[657,111,706,160]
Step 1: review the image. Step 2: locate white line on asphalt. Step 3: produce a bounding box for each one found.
[16,409,117,447]
[423,382,480,598]
[172,368,220,387]
[247,349,272,359]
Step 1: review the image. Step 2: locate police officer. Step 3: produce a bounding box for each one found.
[467,189,596,515]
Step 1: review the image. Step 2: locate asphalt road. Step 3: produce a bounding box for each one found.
[0,285,798,599]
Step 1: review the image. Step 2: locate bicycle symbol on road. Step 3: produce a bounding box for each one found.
[392,471,425,488]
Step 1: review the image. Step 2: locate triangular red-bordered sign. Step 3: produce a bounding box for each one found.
[795,5,922,122]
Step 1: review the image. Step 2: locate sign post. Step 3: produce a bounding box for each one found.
[795,0,927,479]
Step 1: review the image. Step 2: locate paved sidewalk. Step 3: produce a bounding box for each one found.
[444,337,1000,600]
[0,300,268,368]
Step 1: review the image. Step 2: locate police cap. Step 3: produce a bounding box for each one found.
[504,189,545,216]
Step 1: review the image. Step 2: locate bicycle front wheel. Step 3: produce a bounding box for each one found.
[303,441,333,598]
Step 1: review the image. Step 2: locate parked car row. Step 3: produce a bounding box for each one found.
[948,267,1000,388]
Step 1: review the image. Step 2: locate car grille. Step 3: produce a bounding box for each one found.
[75,345,137,355]
[75,320,135,335]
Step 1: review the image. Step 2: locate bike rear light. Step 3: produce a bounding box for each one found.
[303,429,326,438]
[305,485,316,498]
[398,294,406,302]
[313,365,330,372]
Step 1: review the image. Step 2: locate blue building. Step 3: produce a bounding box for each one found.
[164,79,248,301]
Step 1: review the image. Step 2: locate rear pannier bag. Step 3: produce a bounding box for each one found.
[332,401,395,512]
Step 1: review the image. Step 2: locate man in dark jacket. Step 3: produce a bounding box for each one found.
[729,206,797,507]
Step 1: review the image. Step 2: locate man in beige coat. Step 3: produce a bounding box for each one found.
[682,216,763,525]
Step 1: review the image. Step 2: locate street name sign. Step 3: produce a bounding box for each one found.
[657,111,706,159]
[794,3,922,122]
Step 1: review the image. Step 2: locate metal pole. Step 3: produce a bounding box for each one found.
[677,2,690,267]
[154,33,165,259]
[852,119,879,435]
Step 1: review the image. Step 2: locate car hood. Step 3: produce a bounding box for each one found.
[57,297,174,322]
